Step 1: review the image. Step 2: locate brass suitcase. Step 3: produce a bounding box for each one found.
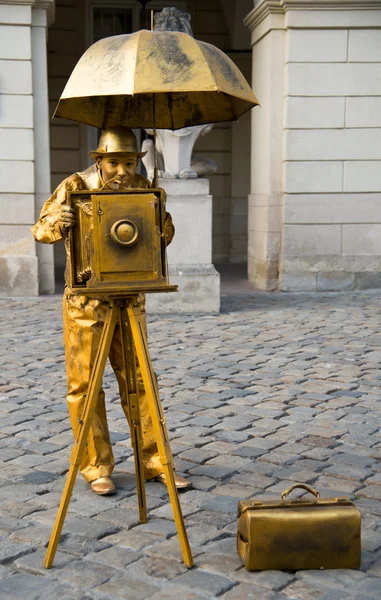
[237,484,361,571]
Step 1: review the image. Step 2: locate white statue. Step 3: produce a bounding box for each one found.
[141,7,217,180]
[142,125,217,179]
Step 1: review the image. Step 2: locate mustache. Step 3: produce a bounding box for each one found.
[100,175,132,191]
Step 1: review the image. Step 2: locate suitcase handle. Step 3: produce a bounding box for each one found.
[281,483,320,501]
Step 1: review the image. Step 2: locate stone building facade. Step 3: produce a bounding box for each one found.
[0,0,55,295]
[1,0,381,296]
[246,0,381,291]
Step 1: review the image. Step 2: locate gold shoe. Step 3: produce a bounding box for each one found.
[154,471,191,490]
[90,476,116,496]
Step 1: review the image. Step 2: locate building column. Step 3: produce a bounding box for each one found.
[244,1,285,291]
[0,0,55,296]
[245,0,381,292]
[32,2,55,293]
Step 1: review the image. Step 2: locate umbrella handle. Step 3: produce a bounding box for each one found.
[152,94,158,188]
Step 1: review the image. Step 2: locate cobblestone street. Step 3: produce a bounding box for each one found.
[0,291,381,599]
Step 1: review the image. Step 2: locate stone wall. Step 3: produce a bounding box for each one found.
[229,52,252,264]
[0,0,54,296]
[48,0,82,191]
[282,15,381,291]
[48,0,83,273]
[193,122,232,263]
[194,0,252,264]
[246,0,381,291]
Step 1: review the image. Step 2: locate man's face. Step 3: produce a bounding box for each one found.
[97,154,138,189]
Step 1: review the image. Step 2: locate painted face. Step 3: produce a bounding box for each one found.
[97,155,138,189]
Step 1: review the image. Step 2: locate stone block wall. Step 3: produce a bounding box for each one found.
[194,122,232,263]
[47,0,83,274]
[193,1,252,265]
[282,18,381,291]
[0,3,36,295]
[0,1,55,296]
[229,52,252,264]
[246,0,381,292]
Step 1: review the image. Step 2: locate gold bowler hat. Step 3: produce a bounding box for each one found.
[89,126,147,160]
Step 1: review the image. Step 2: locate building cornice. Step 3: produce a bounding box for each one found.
[244,0,381,31]
[0,0,55,26]
[244,2,282,33]
[35,0,55,26]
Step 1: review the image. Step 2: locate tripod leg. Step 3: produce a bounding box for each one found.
[44,302,119,569]
[118,304,147,523]
[127,300,193,568]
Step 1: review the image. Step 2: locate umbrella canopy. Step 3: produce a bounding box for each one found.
[53,29,259,130]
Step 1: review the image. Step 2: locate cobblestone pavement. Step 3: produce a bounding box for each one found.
[0,291,381,600]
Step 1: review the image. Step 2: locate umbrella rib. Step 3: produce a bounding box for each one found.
[197,44,220,97]
[227,93,238,121]
[132,31,141,97]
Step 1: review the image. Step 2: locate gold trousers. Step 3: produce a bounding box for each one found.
[62,291,163,483]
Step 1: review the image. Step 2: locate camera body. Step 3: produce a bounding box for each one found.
[67,188,177,296]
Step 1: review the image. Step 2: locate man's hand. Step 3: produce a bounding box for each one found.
[58,204,76,232]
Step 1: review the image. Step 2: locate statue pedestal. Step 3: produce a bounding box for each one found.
[146,178,220,313]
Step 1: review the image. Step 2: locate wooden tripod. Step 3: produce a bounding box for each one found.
[44,295,193,568]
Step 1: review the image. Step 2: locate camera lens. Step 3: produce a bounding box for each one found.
[117,222,135,242]
[110,219,139,247]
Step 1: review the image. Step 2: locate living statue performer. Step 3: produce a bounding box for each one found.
[32,126,189,495]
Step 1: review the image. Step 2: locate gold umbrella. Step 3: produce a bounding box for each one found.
[54,29,259,129]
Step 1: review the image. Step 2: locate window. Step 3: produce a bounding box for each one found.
[93,6,133,41]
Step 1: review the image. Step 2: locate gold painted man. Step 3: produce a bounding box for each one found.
[32,127,189,495]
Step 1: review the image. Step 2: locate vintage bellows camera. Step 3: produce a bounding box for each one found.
[67,188,177,295]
